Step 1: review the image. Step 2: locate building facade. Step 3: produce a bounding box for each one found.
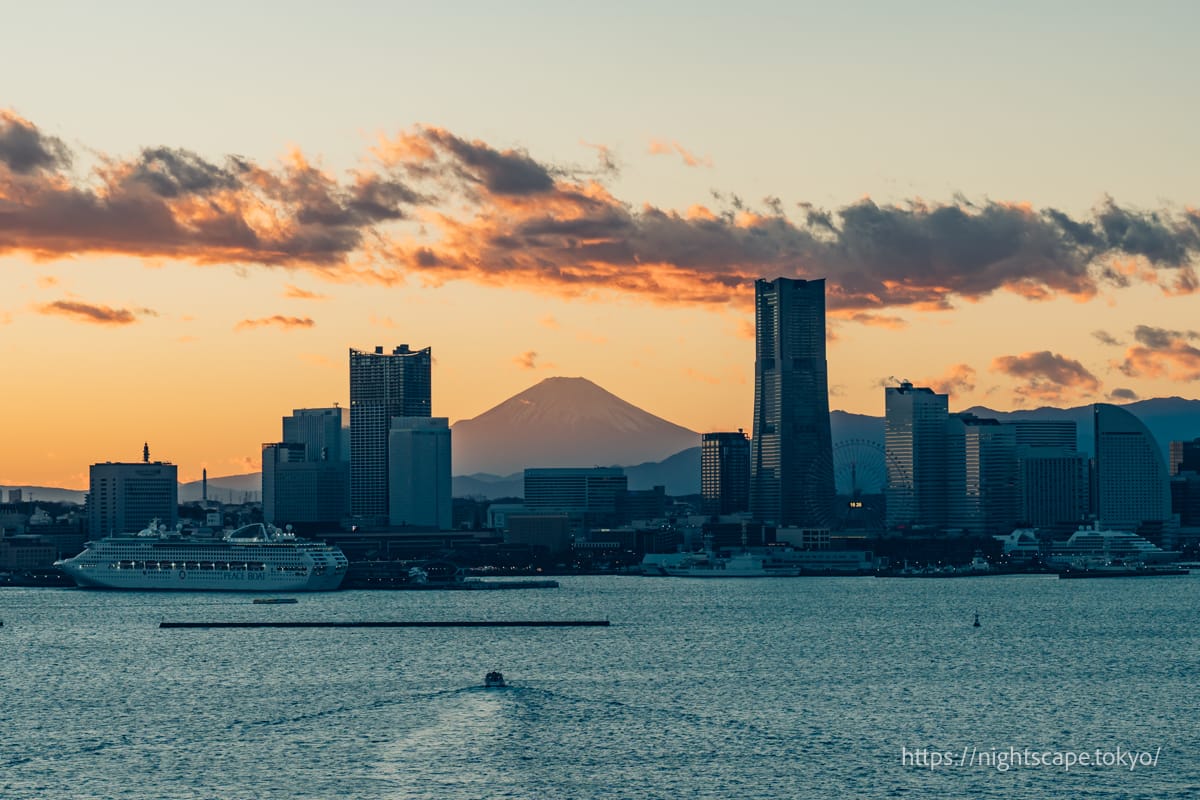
[283,406,350,463]
[945,414,1018,535]
[388,416,452,529]
[524,467,628,531]
[1017,447,1089,528]
[263,407,351,529]
[349,345,432,519]
[749,277,834,527]
[1094,403,1171,530]
[1169,438,1200,476]
[884,382,949,529]
[88,460,178,537]
[701,431,751,516]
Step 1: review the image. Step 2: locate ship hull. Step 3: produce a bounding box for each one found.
[54,523,349,592]
[660,568,802,578]
[61,565,345,592]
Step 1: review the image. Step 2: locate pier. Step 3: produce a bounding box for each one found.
[160,620,610,629]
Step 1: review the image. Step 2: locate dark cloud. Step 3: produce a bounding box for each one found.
[37,300,140,325]
[1108,388,1139,401]
[0,114,424,269]
[418,127,555,196]
[0,111,71,174]
[128,147,240,198]
[1096,198,1197,267]
[1133,324,1199,349]
[990,351,1101,402]
[5,110,1200,312]
[1092,329,1121,346]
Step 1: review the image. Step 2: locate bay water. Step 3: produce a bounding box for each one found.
[2,574,1197,799]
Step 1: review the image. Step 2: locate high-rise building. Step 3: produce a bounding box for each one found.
[349,345,432,519]
[263,407,350,528]
[388,417,452,529]
[884,382,949,529]
[1094,403,1171,529]
[702,431,751,516]
[749,277,834,527]
[88,455,178,537]
[283,406,350,463]
[1009,420,1085,530]
[945,414,1018,535]
[1170,438,1200,527]
[1169,438,1200,476]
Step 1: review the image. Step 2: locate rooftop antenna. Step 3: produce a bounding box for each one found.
[143,442,150,463]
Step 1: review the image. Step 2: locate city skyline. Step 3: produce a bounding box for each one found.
[4,3,1200,489]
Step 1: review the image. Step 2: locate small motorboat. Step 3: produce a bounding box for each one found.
[484,671,507,688]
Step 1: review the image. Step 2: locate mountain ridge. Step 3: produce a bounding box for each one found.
[451,376,701,476]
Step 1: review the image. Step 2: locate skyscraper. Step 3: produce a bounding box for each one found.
[749,277,834,527]
[349,345,432,518]
[1094,403,1171,529]
[388,416,452,529]
[945,413,1018,534]
[884,382,949,529]
[701,431,751,516]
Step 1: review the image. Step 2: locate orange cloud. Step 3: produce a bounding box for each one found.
[830,310,908,329]
[1115,325,1200,381]
[234,315,315,331]
[647,139,713,168]
[684,367,721,385]
[36,300,143,325]
[919,363,977,397]
[283,284,328,300]
[511,350,556,370]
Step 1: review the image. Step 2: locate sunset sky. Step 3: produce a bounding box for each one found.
[4,2,1200,488]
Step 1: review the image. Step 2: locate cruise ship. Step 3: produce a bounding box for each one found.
[54,521,349,591]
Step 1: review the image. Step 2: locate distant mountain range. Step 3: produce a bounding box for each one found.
[8,393,1198,505]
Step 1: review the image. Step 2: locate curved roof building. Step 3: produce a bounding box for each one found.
[1093,403,1171,529]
